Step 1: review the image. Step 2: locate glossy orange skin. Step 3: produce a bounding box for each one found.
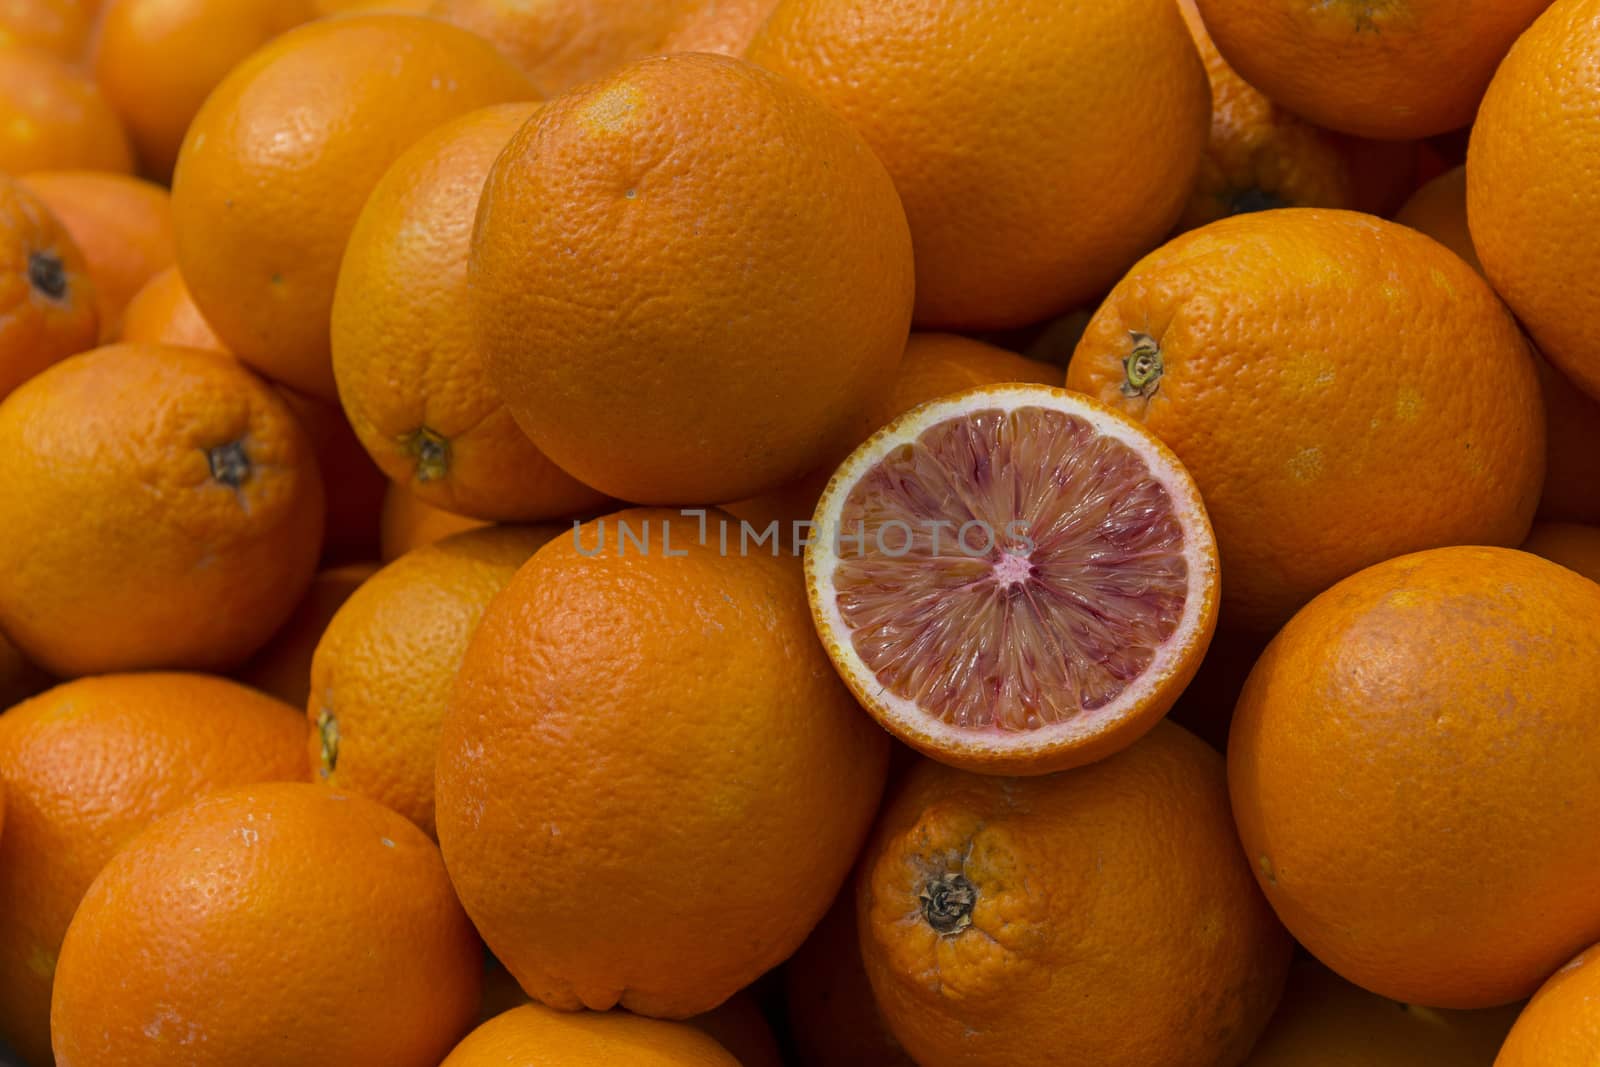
[1195,0,1552,140]
[0,344,324,676]
[860,724,1291,1067]
[0,673,306,1065]
[309,525,558,837]
[1522,522,1600,585]
[0,173,97,401]
[236,561,378,707]
[784,890,916,1067]
[119,264,225,349]
[749,0,1207,330]
[0,0,93,61]
[334,103,607,522]
[1068,209,1545,633]
[438,508,889,1017]
[472,53,912,505]
[1470,0,1600,401]
[1231,547,1600,1008]
[1496,944,1600,1066]
[50,782,483,1067]
[0,47,130,174]
[442,1004,739,1066]
[274,386,386,563]
[171,14,533,399]
[379,483,487,561]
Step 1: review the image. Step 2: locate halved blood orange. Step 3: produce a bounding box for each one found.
[806,384,1219,775]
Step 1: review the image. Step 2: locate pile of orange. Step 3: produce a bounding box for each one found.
[0,1,1594,1065]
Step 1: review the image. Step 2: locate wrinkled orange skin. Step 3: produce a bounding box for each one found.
[1068,209,1545,633]
[749,0,1208,329]
[0,673,306,1065]
[379,483,488,561]
[50,782,483,1067]
[1231,547,1600,1008]
[0,47,130,174]
[236,561,378,708]
[0,344,324,676]
[119,264,225,350]
[0,0,93,61]
[172,14,533,399]
[1195,0,1552,140]
[442,1004,739,1066]
[437,508,889,1017]
[0,173,97,401]
[334,103,608,522]
[274,387,386,563]
[1496,944,1600,1066]
[860,724,1291,1067]
[784,890,916,1067]
[1522,522,1600,585]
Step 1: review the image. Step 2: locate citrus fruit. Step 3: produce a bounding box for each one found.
[859,723,1291,1067]
[806,384,1219,775]
[0,672,305,1065]
[171,13,533,398]
[1495,944,1600,1066]
[92,0,314,180]
[1067,209,1545,632]
[0,46,131,175]
[379,483,488,561]
[471,52,912,505]
[334,102,608,522]
[0,172,97,401]
[1394,165,1480,271]
[310,524,559,836]
[1230,546,1600,1008]
[1194,0,1551,140]
[687,991,783,1067]
[1469,0,1600,401]
[274,386,386,563]
[784,890,916,1067]
[437,508,889,1017]
[50,782,483,1067]
[748,0,1208,329]
[0,343,324,676]
[237,561,379,707]
[0,0,92,61]
[1523,522,1600,585]
[19,169,173,339]
[441,1003,739,1067]
[119,264,225,350]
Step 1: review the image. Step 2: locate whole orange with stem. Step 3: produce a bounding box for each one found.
[1496,944,1600,1066]
[334,103,608,522]
[236,561,378,708]
[1231,546,1600,1008]
[785,889,916,1067]
[51,782,483,1067]
[471,53,912,505]
[1067,209,1544,633]
[172,13,533,399]
[0,0,93,61]
[309,524,559,837]
[120,264,225,350]
[442,1003,739,1067]
[0,173,97,401]
[1523,522,1600,586]
[0,343,324,676]
[274,386,387,563]
[0,672,305,1065]
[748,0,1208,329]
[379,483,487,561]
[0,47,131,175]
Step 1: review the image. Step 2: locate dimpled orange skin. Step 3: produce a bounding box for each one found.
[236,561,379,707]
[0,344,324,677]
[1175,0,1352,231]
[1067,209,1545,633]
[1194,0,1551,140]
[784,890,916,1067]
[748,0,1208,329]
[334,103,609,522]
[1470,0,1600,402]
[172,15,534,400]
[0,673,306,1066]
[309,525,558,837]
[379,483,487,561]
[0,47,132,175]
[1230,547,1600,1008]
[1496,945,1600,1066]
[120,264,226,350]
[442,1004,740,1067]
[471,53,912,505]
[0,174,98,400]
[859,723,1291,1067]
[273,386,387,563]
[437,508,890,1018]
[50,782,483,1067]
[1522,522,1600,585]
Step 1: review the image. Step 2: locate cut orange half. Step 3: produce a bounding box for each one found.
[806,384,1219,775]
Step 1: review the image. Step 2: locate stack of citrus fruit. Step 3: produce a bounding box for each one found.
[0,0,1593,1064]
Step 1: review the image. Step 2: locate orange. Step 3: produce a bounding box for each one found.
[92,0,314,180]
[314,0,430,10]
[119,264,225,350]
[0,47,131,174]
[437,508,889,1017]
[1470,0,1600,401]
[1067,209,1545,633]
[471,53,912,505]
[274,386,386,563]
[0,673,305,1065]
[859,723,1291,1066]
[1496,944,1600,1066]
[0,627,48,709]
[309,524,558,837]
[687,992,782,1067]
[0,0,93,61]
[1394,165,1480,270]
[334,103,609,522]
[785,890,916,1067]
[749,0,1207,329]
[236,561,378,708]
[51,782,483,1067]
[1522,522,1600,586]
[1194,0,1551,140]
[1175,0,1352,230]
[171,14,533,399]
[442,1003,739,1066]
[1230,546,1600,1008]
[379,483,487,561]
[0,343,324,676]
[0,173,97,401]
[20,169,173,339]
[1242,960,1519,1066]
